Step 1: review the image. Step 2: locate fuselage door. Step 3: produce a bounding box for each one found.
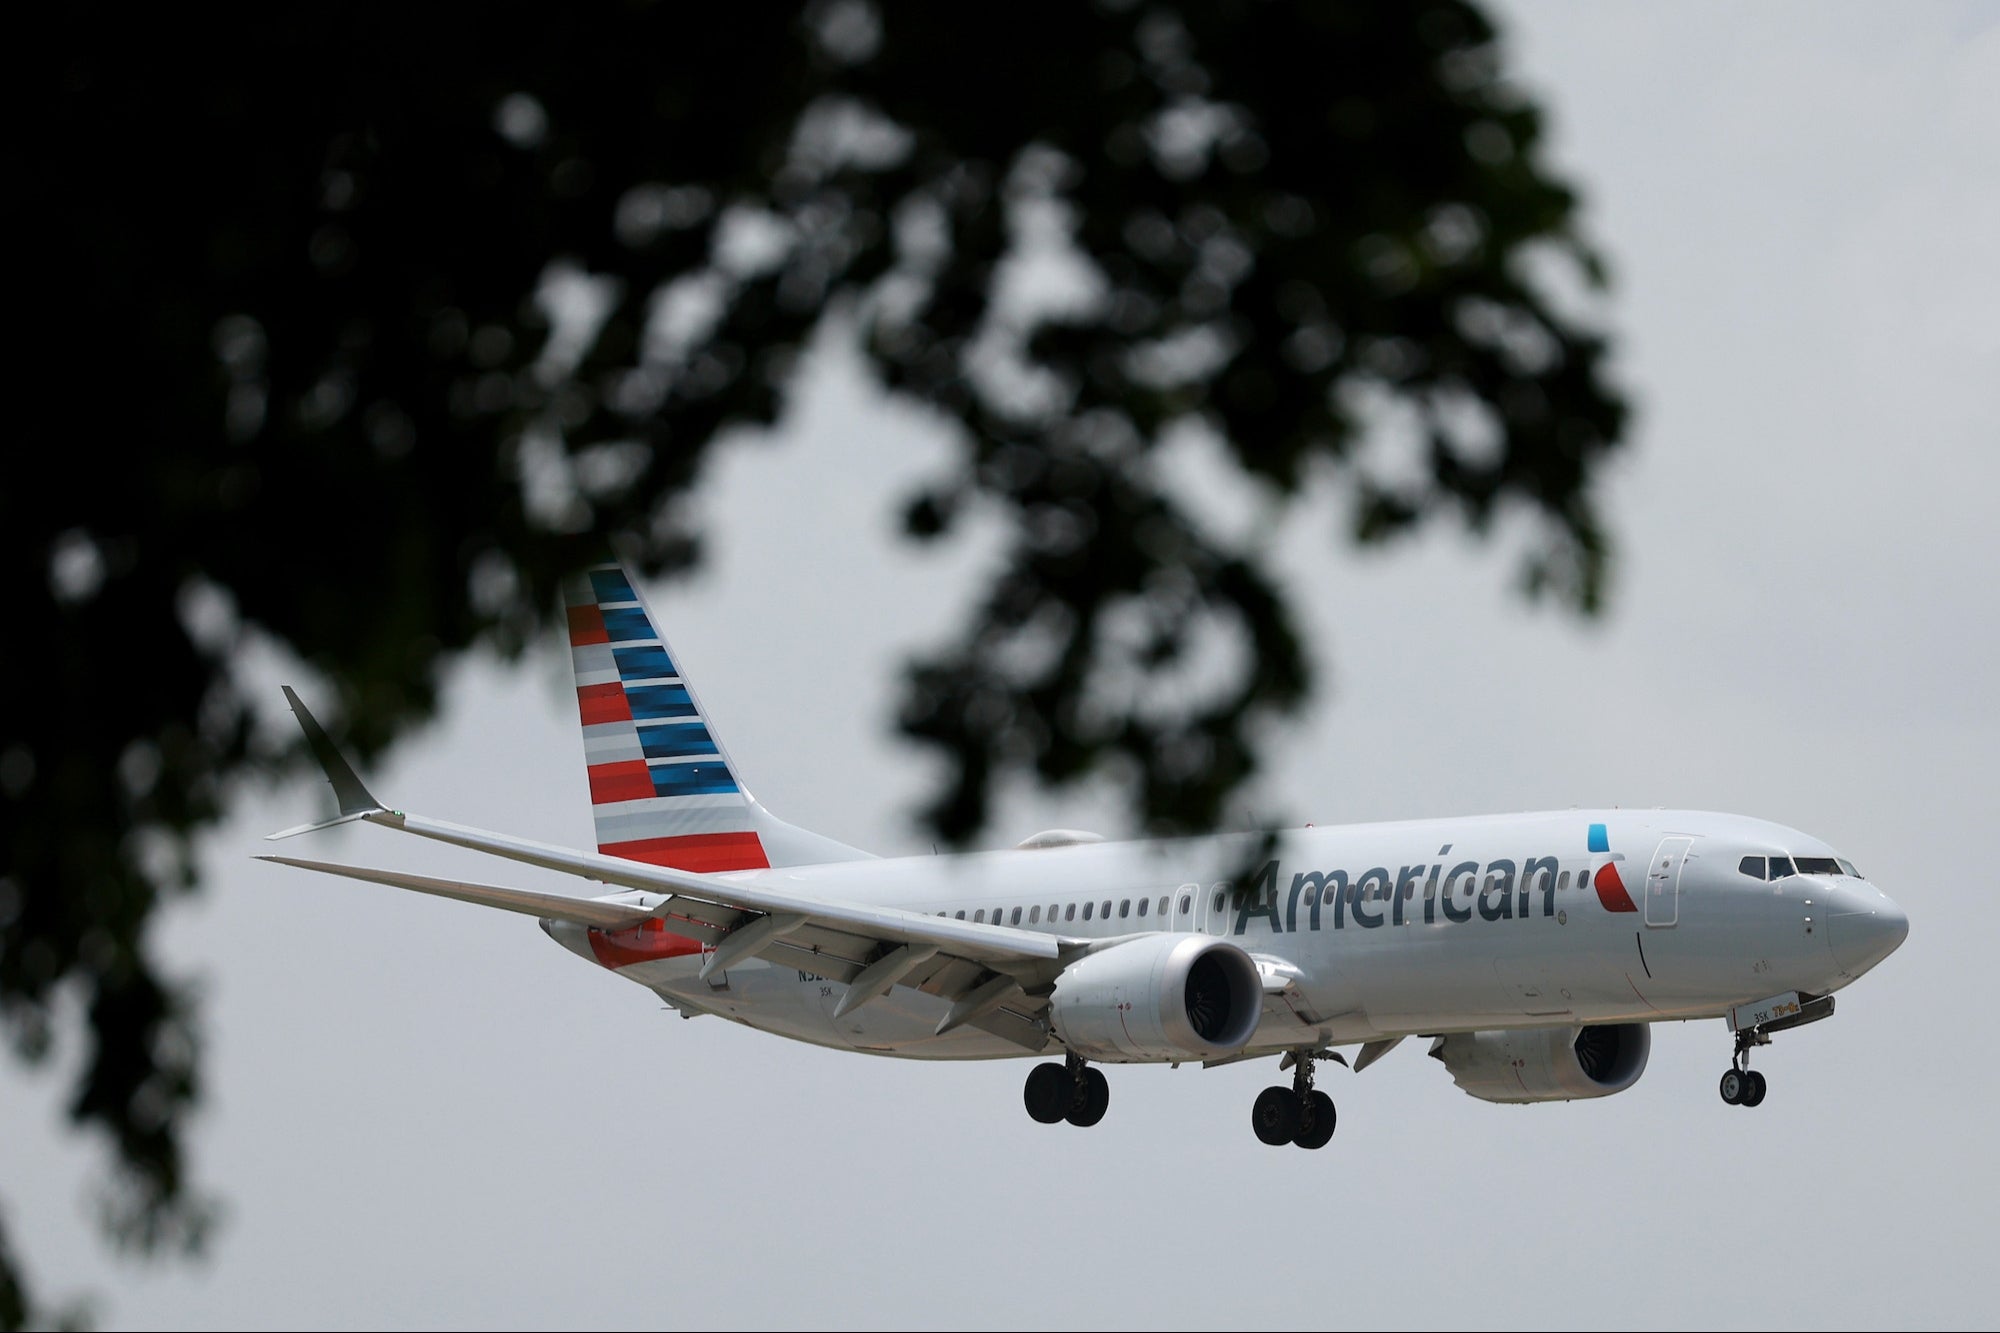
[1645,836,1695,928]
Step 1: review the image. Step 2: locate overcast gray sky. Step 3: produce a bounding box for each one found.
[6,4,1996,1328]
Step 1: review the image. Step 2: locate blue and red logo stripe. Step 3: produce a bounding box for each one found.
[1589,822,1638,913]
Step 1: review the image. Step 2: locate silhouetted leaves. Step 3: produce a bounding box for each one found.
[3,3,1624,1324]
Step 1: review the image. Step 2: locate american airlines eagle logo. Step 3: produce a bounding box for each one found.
[1589,822,1638,913]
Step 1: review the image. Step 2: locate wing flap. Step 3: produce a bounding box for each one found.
[762,932,871,982]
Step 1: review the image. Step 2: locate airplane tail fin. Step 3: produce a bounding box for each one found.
[562,561,871,871]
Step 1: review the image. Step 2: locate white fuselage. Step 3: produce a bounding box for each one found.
[548,808,1906,1061]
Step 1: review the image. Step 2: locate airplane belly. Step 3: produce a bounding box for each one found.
[650,962,854,1049]
[630,955,1029,1059]
[1316,906,1642,1033]
[822,982,1030,1059]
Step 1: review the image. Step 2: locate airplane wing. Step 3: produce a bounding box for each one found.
[257,856,665,931]
[264,820,1066,1041]
[265,691,1069,1050]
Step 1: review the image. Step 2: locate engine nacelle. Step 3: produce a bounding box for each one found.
[1427,1023,1651,1103]
[1049,934,1262,1063]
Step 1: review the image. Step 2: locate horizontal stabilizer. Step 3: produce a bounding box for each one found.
[257,855,661,930]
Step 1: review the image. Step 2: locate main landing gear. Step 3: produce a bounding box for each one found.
[1719,1028,1769,1108]
[1024,1051,1110,1127]
[1252,1050,1336,1150]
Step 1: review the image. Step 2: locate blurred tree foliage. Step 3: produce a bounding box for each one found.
[2,0,1625,1323]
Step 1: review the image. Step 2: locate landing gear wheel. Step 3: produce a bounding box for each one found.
[1065,1066,1109,1127]
[1252,1086,1300,1145]
[1023,1062,1072,1124]
[1293,1090,1336,1150]
[1723,1025,1773,1107]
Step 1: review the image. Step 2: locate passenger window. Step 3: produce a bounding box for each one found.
[1136,897,1148,918]
[1180,894,1193,915]
[955,911,966,920]
[1119,899,1131,918]
[1049,903,1059,919]
[974,909,985,923]
[1011,907,1022,925]
[1102,900,1113,918]
[1768,856,1796,879]
[1213,891,1226,913]
[1083,902,1094,921]
[1558,870,1570,890]
[1158,896,1169,916]
[1323,885,1337,905]
[1065,903,1076,921]
[1029,905,1041,924]
[1738,856,1766,880]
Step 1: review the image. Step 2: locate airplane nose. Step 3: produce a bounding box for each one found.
[1826,887,1909,979]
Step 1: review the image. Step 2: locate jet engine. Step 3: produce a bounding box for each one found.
[1049,934,1263,1062]
[1427,1023,1651,1103]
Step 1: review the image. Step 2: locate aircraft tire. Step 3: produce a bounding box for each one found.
[1252,1086,1300,1145]
[1024,1062,1072,1124]
[1066,1067,1109,1127]
[1742,1070,1767,1107]
[1293,1091,1336,1150]
[1719,1069,1745,1105]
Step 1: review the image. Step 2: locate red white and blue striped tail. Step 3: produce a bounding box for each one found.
[563,561,870,873]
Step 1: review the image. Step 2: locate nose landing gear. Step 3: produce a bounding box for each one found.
[1024,1051,1110,1127]
[1719,1029,1770,1107]
[1251,1049,1338,1149]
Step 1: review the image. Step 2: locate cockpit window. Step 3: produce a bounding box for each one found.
[1795,856,1842,876]
[1738,856,1767,880]
[1837,858,1864,879]
[1767,855,1797,879]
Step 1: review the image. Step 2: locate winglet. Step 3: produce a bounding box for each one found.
[281,686,385,818]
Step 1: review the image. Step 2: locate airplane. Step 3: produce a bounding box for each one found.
[263,560,1909,1147]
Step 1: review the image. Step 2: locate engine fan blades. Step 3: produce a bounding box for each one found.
[1185,954,1230,1041]
[1573,1025,1618,1081]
